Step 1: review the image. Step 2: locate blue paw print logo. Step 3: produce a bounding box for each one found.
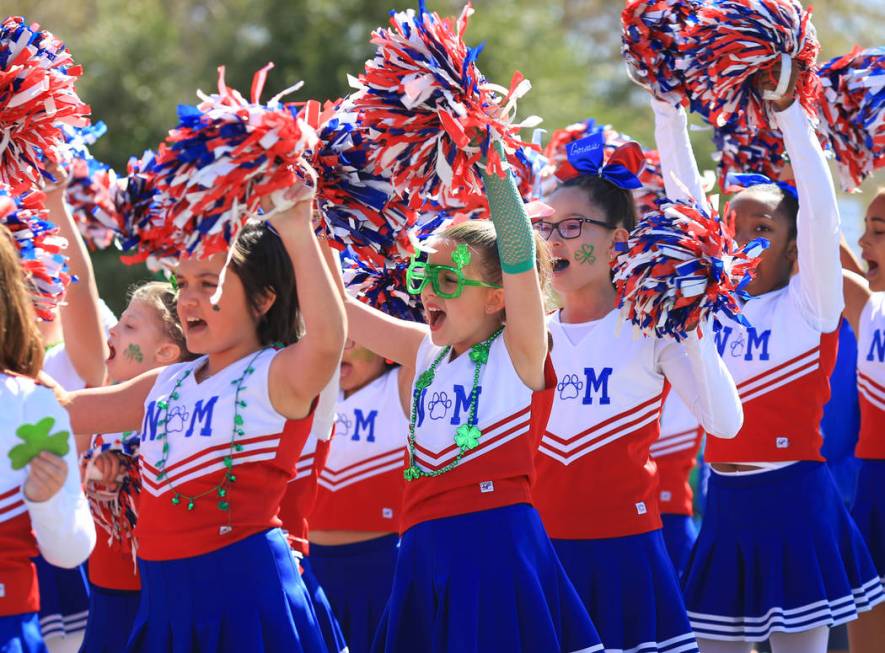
[729,332,746,358]
[557,374,584,400]
[336,414,352,438]
[166,406,189,433]
[428,392,452,420]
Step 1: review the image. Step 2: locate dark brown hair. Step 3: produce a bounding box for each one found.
[560,175,638,231]
[129,281,196,361]
[0,225,44,377]
[741,184,799,240]
[229,220,303,347]
[439,220,552,303]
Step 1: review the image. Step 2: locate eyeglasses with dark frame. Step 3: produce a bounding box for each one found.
[532,216,614,240]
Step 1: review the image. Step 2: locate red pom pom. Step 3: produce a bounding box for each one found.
[0,17,90,191]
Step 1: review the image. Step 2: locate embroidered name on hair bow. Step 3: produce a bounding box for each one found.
[724,172,798,201]
[556,132,645,190]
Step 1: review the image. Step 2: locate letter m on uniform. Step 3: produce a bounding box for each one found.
[352,409,378,442]
[869,330,885,363]
[582,367,612,405]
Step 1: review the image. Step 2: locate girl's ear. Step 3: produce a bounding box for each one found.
[254,288,278,319]
[155,342,182,365]
[608,227,630,260]
[484,287,506,316]
[786,238,799,270]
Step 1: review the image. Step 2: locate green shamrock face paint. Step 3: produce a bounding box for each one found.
[8,417,70,470]
[124,343,144,364]
[575,244,597,265]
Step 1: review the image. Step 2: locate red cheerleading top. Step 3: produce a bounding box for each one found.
[1,374,95,616]
[856,293,885,459]
[310,368,407,533]
[400,333,556,533]
[651,395,703,517]
[137,349,315,560]
[84,432,141,591]
[278,434,331,556]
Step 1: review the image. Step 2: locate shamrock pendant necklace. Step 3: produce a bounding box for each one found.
[404,327,503,481]
[152,350,263,532]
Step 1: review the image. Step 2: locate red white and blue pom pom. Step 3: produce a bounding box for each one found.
[116,150,180,272]
[82,433,141,569]
[0,16,90,191]
[817,47,885,192]
[712,120,789,187]
[65,160,121,249]
[351,2,540,210]
[612,197,768,340]
[682,0,821,128]
[150,63,317,263]
[0,184,73,320]
[621,0,699,105]
[307,98,421,266]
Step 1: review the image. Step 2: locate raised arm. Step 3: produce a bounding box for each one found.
[45,183,108,387]
[319,238,427,368]
[24,388,96,568]
[657,322,743,439]
[842,269,871,337]
[650,97,710,211]
[482,143,548,391]
[775,100,844,333]
[268,196,347,420]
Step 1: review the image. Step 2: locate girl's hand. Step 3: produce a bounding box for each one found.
[23,452,69,503]
[261,173,317,235]
[92,451,122,487]
[755,55,799,112]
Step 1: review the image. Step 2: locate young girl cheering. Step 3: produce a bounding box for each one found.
[337,146,602,652]
[308,339,410,653]
[530,127,742,653]
[662,64,884,653]
[0,224,96,653]
[78,281,194,653]
[841,189,885,653]
[63,188,346,652]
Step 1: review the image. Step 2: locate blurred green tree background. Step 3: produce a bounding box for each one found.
[15,0,885,315]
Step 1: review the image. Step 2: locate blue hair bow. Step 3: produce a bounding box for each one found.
[557,131,645,191]
[724,172,798,201]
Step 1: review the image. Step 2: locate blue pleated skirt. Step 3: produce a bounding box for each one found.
[77,585,140,653]
[661,514,699,580]
[310,535,398,653]
[125,528,327,652]
[371,503,602,653]
[683,461,885,642]
[0,613,46,653]
[553,530,699,653]
[299,556,348,653]
[33,558,89,642]
[852,459,885,582]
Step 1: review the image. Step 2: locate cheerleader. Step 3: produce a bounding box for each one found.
[664,64,885,652]
[35,178,110,653]
[842,189,885,653]
[77,281,194,653]
[530,119,742,652]
[278,370,349,653]
[652,394,704,579]
[63,188,347,652]
[338,145,602,652]
[0,224,96,653]
[308,339,410,653]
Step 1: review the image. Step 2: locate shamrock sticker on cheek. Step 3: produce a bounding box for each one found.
[8,417,70,470]
[575,244,597,265]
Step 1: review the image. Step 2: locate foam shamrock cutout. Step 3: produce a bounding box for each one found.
[455,424,482,451]
[8,417,71,470]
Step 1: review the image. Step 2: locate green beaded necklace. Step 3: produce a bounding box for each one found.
[403,327,504,481]
[152,350,263,532]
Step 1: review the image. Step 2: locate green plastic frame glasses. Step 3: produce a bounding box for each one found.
[405,245,502,299]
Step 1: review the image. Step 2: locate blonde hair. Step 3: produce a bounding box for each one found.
[128,281,194,361]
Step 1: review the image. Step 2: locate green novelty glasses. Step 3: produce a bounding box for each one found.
[405,244,502,299]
